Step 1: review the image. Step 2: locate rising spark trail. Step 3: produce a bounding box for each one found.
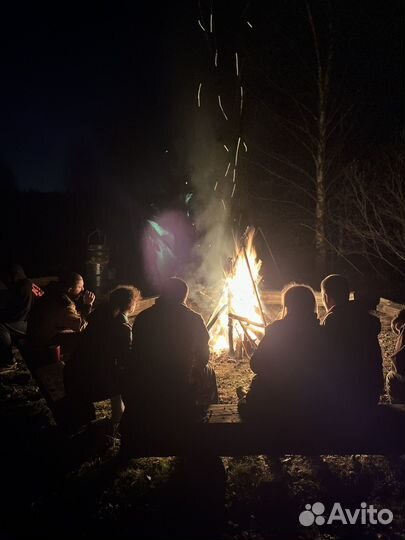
[197,82,202,107]
[198,19,206,32]
[235,137,241,167]
[218,95,229,121]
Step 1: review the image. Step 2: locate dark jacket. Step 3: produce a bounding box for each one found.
[27,289,90,349]
[322,300,383,408]
[123,298,210,410]
[64,306,132,402]
[245,313,329,418]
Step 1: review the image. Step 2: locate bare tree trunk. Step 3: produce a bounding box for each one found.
[249,3,350,277]
[315,162,327,272]
[315,85,328,273]
[308,2,330,276]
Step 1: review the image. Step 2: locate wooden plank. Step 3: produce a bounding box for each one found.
[207,404,241,423]
[27,280,405,320]
[262,291,405,318]
[261,290,323,307]
[122,403,405,457]
[378,297,405,318]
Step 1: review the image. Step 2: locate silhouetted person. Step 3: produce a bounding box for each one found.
[321,274,383,414]
[386,309,405,404]
[0,264,33,370]
[64,286,139,426]
[239,284,329,429]
[121,277,218,451]
[27,272,95,359]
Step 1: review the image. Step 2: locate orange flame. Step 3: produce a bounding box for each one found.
[209,229,265,353]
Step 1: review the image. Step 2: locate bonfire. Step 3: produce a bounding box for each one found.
[207,227,267,357]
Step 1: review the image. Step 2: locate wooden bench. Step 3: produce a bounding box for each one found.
[122,403,405,458]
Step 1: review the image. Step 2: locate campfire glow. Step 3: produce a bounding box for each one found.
[209,228,266,354]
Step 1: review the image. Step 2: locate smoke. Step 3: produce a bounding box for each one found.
[186,111,233,292]
[169,1,250,301]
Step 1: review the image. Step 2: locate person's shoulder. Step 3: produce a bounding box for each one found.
[133,304,155,325]
[265,319,284,332]
[262,319,285,339]
[183,303,201,316]
[322,303,350,325]
[182,304,206,323]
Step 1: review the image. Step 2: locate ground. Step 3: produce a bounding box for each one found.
[0,311,404,539]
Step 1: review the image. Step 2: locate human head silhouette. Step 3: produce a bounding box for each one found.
[321,274,350,310]
[160,277,188,304]
[281,283,317,318]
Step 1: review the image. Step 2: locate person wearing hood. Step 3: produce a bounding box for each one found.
[0,264,33,370]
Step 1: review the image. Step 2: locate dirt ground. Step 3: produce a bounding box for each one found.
[0,310,404,539]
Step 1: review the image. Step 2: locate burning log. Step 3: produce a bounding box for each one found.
[207,304,227,332]
[225,264,234,355]
[242,245,266,326]
[228,313,235,356]
[228,312,266,328]
[238,320,258,352]
[233,324,251,359]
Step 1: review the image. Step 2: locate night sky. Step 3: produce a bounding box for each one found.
[0,1,403,192]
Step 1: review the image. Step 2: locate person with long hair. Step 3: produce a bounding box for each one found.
[239,283,329,428]
[64,285,140,427]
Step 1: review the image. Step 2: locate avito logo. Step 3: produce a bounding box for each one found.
[299,502,394,527]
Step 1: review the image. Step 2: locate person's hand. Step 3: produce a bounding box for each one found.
[32,283,44,297]
[83,290,95,306]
